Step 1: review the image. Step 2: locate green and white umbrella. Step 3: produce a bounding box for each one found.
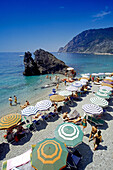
[99,86,112,91]
[30,138,68,170]
[90,97,108,108]
[98,89,112,95]
[58,90,72,97]
[95,91,110,99]
[55,122,83,147]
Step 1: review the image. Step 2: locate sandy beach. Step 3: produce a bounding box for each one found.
[0,78,113,169]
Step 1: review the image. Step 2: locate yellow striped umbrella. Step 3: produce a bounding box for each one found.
[0,113,21,130]
[101,82,113,88]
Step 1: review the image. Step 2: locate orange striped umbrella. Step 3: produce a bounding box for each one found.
[101,82,113,88]
[0,113,21,130]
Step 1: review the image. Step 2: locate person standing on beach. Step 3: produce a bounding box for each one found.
[8,97,13,106]
[89,125,97,141]
[93,130,102,151]
[14,95,17,105]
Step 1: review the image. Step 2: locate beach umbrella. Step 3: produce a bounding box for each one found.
[98,73,105,76]
[67,67,74,71]
[80,77,89,80]
[101,82,113,88]
[80,79,88,83]
[105,72,112,76]
[30,138,68,170]
[98,89,112,95]
[0,113,21,130]
[50,95,65,102]
[55,122,83,147]
[82,104,103,115]
[35,100,52,111]
[105,77,113,81]
[103,79,113,84]
[58,90,72,97]
[95,91,110,99]
[90,97,108,108]
[72,81,82,88]
[66,85,78,92]
[92,73,99,76]
[99,86,112,91]
[21,106,38,116]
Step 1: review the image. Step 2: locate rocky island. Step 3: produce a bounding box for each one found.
[58,27,113,55]
[23,49,68,76]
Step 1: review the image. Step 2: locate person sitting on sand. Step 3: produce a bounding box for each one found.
[20,100,30,109]
[68,116,82,124]
[56,83,59,90]
[62,112,68,119]
[89,125,97,141]
[93,130,102,151]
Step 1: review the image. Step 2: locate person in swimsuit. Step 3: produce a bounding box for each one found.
[93,130,102,151]
[89,125,97,141]
[14,95,17,105]
[8,97,13,106]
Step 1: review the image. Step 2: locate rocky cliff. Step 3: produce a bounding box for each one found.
[23,49,68,76]
[58,27,113,54]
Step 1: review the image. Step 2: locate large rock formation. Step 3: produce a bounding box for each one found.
[58,27,113,54]
[23,49,68,76]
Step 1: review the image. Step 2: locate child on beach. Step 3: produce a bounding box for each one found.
[14,95,17,105]
[8,97,13,106]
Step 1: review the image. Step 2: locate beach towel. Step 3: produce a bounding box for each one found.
[2,149,32,170]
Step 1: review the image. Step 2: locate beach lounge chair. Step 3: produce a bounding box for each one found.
[87,115,104,126]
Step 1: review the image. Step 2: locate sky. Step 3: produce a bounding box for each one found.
[0,0,113,52]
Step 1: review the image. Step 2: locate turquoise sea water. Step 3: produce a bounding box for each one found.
[0,52,113,115]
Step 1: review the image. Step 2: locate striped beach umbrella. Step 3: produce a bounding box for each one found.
[95,91,110,99]
[90,97,108,108]
[99,86,112,91]
[72,81,82,88]
[82,104,103,115]
[0,113,21,130]
[101,82,113,88]
[66,85,78,92]
[98,89,112,95]
[105,77,113,81]
[103,80,113,84]
[50,95,65,102]
[58,90,72,97]
[30,138,68,170]
[80,79,88,83]
[21,106,38,116]
[105,72,112,76]
[35,100,52,111]
[55,122,83,147]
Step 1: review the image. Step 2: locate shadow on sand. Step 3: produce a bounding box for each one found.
[0,142,10,160]
[76,142,93,170]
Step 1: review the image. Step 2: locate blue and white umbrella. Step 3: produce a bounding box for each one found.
[82,104,103,115]
[35,100,52,111]
[99,86,112,91]
[21,106,38,116]
[72,81,82,88]
[66,85,78,92]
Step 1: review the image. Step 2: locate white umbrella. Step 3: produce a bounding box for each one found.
[90,97,108,108]
[35,100,52,111]
[92,73,99,76]
[82,104,103,115]
[21,106,38,116]
[98,73,105,76]
[66,86,78,92]
[80,79,88,83]
[105,72,112,76]
[99,86,112,91]
[105,77,113,80]
[98,89,112,95]
[67,67,74,71]
[72,81,82,88]
[58,90,72,97]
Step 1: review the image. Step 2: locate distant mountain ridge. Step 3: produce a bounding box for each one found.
[58,27,113,54]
